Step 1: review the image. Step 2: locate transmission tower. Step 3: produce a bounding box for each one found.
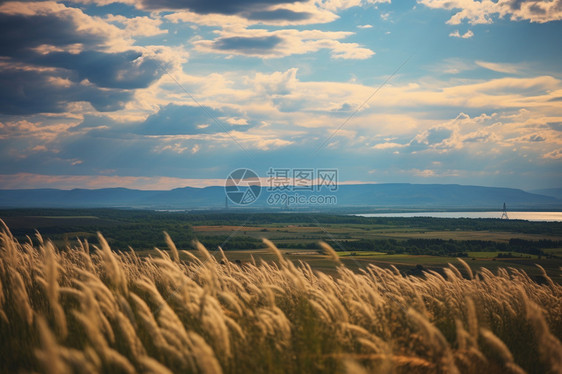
[500,202,509,219]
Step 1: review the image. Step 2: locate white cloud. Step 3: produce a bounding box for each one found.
[372,142,406,149]
[475,60,520,74]
[449,29,474,38]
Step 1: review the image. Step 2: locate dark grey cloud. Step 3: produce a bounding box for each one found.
[547,122,562,131]
[507,0,526,10]
[505,0,562,14]
[139,0,304,14]
[138,0,312,22]
[36,51,164,90]
[0,69,131,114]
[528,134,546,142]
[0,13,105,58]
[0,8,166,114]
[68,104,253,137]
[213,36,282,53]
[246,9,312,21]
[135,104,252,135]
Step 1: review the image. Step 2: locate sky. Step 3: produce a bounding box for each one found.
[0,0,561,191]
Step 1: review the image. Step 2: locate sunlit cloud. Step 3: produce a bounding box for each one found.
[475,60,520,74]
[193,28,374,59]
[449,29,474,38]
[0,0,560,190]
[419,0,562,25]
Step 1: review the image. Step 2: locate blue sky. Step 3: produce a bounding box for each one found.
[0,0,561,190]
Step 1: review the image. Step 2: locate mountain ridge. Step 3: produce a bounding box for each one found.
[0,183,560,210]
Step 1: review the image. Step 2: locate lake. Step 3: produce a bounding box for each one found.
[355,211,562,222]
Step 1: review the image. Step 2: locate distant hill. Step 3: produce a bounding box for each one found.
[529,188,562,200]
[0,184,559,210]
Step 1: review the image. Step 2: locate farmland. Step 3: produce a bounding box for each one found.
[1,208,561,283]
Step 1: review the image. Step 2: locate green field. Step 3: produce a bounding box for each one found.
[1,208,561,283]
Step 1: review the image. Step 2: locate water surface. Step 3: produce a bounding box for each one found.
[355,211,562,222]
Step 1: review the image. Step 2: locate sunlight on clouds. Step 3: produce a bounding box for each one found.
[449,29,474,38]
[0,1,131,51]
[1,0,560,188]
[543,149,562,160]
[372,142,407,149]
[193,28,374,59]
[0,119,76,142]
[411,168,461,177]
[321,0,390,11]
[420,0,562,25]
[475,60,520,74]
[106,15,167,37]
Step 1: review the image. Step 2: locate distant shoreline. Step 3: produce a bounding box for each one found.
[354,211,562,222]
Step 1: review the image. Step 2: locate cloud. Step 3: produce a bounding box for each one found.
[105,15,167,37]
[165,4,337,26]
[321,0,391,11]
[254,68,298,95]
[244,67,562,117]
[194,28,374,59]
[213,35,283,53]
[0,67,132,114]
[410,168,460,177]
[0,1,171,114]
[475,60,520,74]
[129,0,390,25]
[419,0,562,25]
[134,104,253,135]
[246,8,312,21]
[543,149,562,159]
[36,51,164,89]
[410,126,454,150]
[449,29,474,38]
[136,0,303,14]
[138,0,338,25]
[372,142,406,149]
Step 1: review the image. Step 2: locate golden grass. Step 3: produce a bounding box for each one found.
[0,222,561,374]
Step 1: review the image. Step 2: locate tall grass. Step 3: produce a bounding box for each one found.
[0,222,561,373]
